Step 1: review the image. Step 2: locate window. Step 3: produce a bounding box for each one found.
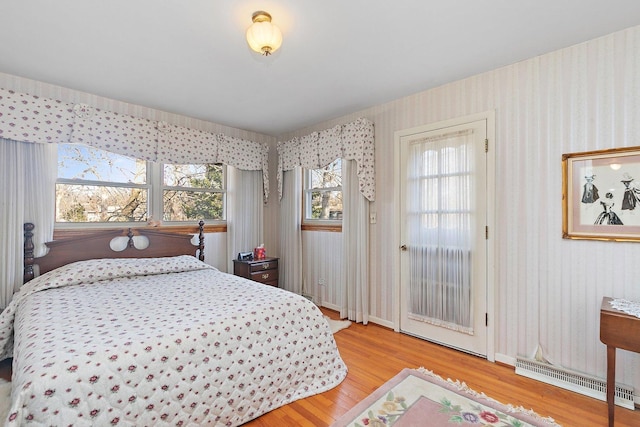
[162,164,225,221]
[304,159,342,221]
[56,144,225,225]
[56,144,148,223]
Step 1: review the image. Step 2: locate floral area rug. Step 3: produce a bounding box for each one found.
[332,368,560,427]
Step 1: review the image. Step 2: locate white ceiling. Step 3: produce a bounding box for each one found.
[1,1,639,136]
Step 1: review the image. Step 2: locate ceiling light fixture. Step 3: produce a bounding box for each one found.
[246,11,283,56]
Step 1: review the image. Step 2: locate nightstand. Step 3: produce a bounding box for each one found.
[233,257,279,287]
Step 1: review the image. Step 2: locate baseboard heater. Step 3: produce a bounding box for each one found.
[515,357,635,410]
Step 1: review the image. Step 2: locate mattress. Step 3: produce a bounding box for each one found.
[0,256,347,426]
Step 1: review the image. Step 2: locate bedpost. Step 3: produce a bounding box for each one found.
[24,222,35,283]
[198,220,205,261]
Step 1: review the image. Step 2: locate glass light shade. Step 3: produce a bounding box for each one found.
[246,12,283,55]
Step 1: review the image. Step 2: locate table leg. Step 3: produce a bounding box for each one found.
[606,345,615,427]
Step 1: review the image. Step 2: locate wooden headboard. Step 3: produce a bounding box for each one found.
[24,221,205,283]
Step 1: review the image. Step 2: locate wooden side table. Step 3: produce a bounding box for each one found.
[233,257,279,287]
[599,297,640,427]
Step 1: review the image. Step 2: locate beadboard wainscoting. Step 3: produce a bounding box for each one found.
[201,232,228,273]
[302,230,343,309]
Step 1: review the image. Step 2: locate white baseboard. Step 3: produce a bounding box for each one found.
[321,302,340,312]
[318,304,394,329]
[367,316,394,329]
[495,353,516,367]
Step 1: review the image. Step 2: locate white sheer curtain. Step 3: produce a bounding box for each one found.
[406,130,474,333]
[340,160,369,323]
[279,168,303,294]
[226,167,264,274]
[0,138,57,309]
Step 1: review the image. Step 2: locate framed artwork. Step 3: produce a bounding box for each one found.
[563,146,640,242]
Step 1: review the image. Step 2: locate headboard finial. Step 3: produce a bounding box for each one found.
[198,220,205,261]
[24,223,35,283]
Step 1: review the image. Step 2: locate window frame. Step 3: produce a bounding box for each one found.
[55,144,227,230]
[156,162,227,225]
[302,160,343,231]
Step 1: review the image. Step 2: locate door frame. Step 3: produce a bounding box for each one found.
[393,110,496,362]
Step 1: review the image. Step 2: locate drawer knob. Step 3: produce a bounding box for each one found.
[262,263,270,270]
[262,273,270,280]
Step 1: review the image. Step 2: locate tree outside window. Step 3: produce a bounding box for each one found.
[56,144,225,224]
[304,159,342,220]
[162,164,224,221]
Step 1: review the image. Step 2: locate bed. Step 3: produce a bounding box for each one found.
[0,223,347,426]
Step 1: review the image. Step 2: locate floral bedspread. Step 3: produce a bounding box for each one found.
[0,256,347,426]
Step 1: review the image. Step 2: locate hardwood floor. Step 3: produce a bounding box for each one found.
[1,308,638,426]
[245,308,640,426]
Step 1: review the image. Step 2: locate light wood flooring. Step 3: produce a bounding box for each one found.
[1,308,639,426]
[245,308,640,426]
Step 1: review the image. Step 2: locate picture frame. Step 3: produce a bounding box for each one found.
[237,251,254,261]
[563,146,640,242]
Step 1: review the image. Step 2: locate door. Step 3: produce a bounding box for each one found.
[398,117,489,357]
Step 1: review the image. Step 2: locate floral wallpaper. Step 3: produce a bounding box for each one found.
[277,117,375,201]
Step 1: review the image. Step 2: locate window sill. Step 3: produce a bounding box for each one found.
[53,223,226,239]
[301,223,342,232]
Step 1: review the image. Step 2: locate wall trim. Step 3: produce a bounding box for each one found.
[495,353,516,367]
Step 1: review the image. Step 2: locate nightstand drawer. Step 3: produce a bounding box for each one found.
[249,269,278,284]
[233,257,279,287]
[249,259,278,272]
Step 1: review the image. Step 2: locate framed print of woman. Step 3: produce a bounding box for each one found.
[582,174,599,204]
[595,192,624,225]
[620,172,640,211]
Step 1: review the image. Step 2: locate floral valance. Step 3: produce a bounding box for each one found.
[0,88,270,201]
[277,117,375,201]
[0,89,74,143]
